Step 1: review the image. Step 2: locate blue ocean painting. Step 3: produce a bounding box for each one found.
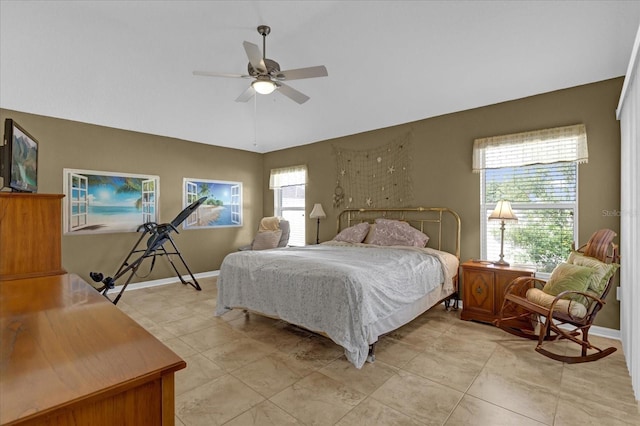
[185,179,241,228]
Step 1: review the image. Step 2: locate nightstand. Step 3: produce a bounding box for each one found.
[460,260,536,325]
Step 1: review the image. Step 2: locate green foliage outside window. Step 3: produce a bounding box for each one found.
[485,162,576,273]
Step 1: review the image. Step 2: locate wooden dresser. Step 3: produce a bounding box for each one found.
[0,193,66,281]
[0,273,186,425]
[460,260,536,325]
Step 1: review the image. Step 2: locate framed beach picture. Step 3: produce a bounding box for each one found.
[63,169,159,235]
[182,178,242,229]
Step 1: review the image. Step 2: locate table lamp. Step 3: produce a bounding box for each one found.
[309,203,326,244]
[489,200,518,266]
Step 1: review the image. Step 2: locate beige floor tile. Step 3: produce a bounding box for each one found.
[276,333,345,370]
[445,395,546,426]
[370,370,463,425]
[335,397,423,426]
[176,374,264,426]
[320,356,398,395]
[555,390,640,426]
[175,353,226,395]
[179,323,245,352]
[163,336,199,359]
[483,341,564,390]
[404,348,484,392]
[466,369,558,424]
[373,337,422,368]
[200,337,276,371]
[384,320,444,348]
[232,351,316,398]
[270,371,366,425]
[161,312,217,336]
[224,400,302,425]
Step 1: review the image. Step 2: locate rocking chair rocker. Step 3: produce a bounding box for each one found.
[494,229,620,363]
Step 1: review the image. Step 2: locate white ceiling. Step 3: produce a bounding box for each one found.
[1,1,639,154]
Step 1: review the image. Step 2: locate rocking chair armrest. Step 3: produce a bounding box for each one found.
[551,290,606,308]
[502,276,546,297]
[547,290,606,321]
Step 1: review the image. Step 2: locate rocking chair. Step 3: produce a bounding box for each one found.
[494,229,620,363]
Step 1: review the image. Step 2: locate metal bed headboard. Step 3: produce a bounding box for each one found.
[336,207,461,259]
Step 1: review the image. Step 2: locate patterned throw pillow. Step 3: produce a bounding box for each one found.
[567,251,619,294]
[251,230,282,250]
[368,218,429,247]
[542,263,593,305]
[333,222,370,243]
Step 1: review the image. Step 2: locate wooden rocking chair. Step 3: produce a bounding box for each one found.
[494,229,620,363]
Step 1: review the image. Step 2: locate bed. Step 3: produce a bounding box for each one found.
[215,207,461,368]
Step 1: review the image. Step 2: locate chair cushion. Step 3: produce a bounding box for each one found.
[526,288,587,318]
[567,251,619,294]
[252,230,282,250]
[333,222,370,243]
[542,262,593,305]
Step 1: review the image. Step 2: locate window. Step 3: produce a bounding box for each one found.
[270,165,307,246]
[474,125,588,273]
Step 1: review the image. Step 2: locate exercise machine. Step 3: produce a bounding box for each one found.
[90,196,208,304]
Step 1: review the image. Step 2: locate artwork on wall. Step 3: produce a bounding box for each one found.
[333,131,413,209]
[63,169,159,235]
[182,178,242,229]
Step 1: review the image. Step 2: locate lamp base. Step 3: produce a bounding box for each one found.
[493,259,510,266]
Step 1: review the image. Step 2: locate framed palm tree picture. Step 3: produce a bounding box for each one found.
[63,169,159,235]
[182,178,242,229]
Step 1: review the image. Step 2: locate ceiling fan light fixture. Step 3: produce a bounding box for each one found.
[252,78,276,95]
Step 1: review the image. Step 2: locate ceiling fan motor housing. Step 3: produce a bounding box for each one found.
[248,58,280,77]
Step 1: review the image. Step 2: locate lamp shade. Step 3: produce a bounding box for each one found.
[309,203,326,219]
[252,77,276,95]
[489,200,518,221]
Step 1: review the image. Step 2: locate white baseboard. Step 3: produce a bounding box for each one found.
[106,270,219,294]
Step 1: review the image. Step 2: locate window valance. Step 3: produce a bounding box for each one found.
[472,124,588,173]
[269,165,307,189]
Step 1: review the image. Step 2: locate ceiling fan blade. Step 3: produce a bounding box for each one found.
[235,86,255,103]
[277,83,310,104]
[193,71,250,79]
[275,65,328,81]
[243,41,267,73]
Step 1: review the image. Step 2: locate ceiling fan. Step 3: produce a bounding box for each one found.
[193,25,328,104]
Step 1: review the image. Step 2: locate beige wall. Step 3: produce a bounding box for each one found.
[263,77,623,329]
[0,109,264,285]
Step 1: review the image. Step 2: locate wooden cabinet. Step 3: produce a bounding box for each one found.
[1,273,186,425]
[460,260,536,325]
[0,193,66,281]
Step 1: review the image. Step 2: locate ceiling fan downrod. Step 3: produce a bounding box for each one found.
[257,25,270,61]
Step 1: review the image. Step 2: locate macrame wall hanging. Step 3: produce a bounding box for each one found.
[333,132,413,209]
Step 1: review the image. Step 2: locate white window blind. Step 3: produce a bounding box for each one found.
[476,125,587,273]
[269,165,307,189]
[473,124,588,172]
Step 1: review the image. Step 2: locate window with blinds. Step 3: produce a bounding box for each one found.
[271,165,307,246]
[475,124,586,273]
[482,163,577,272]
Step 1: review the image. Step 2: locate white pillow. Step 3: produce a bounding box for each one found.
[252,230,282,250]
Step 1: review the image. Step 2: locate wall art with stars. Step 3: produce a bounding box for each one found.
[333,132,413,209]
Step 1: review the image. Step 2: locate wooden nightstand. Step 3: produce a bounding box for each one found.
[460,260,536,325]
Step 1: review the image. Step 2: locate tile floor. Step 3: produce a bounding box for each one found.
[116,277,640,426]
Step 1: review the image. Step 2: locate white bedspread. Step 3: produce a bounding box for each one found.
[215,241,457,368]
